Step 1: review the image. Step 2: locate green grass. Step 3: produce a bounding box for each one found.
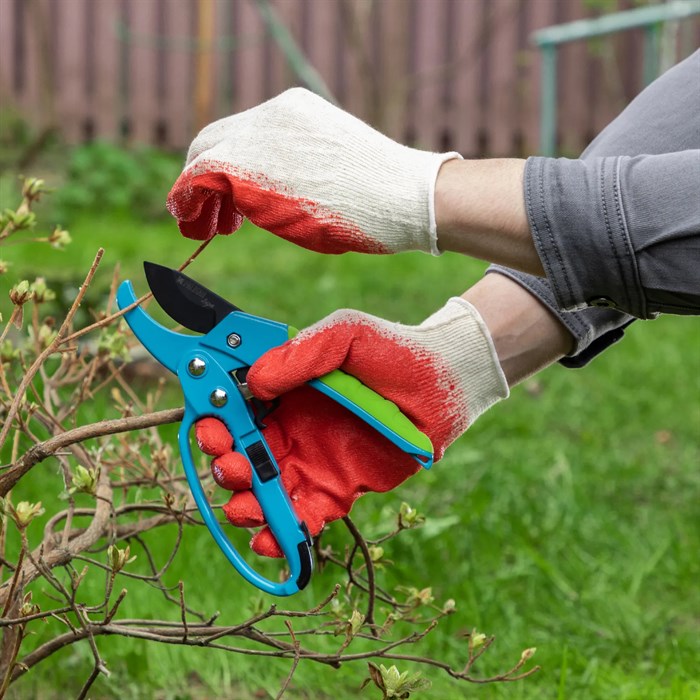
[2,205,699,700]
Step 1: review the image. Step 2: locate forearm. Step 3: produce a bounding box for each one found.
[462,273,574,386]
[435,158,544,276]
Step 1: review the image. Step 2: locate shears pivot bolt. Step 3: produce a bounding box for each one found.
[227,333,242,348]
[187,357,206,376]
[210,388,228,407]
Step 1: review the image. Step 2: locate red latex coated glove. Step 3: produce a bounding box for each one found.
[198,300,508,557]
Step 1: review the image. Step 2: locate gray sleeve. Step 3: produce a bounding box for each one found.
[488,49,700,366]
[526,150,700,319]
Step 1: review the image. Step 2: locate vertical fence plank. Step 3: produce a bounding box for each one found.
[525,0,560,154]
[510,0,531,156]
[518,0,544,155]
[451,0,484,157]
[412,0,448,150]
[11,0,27,111]
[92,0,120,142]
[55,0,88,142]
[192,0,216,131]
[128,0,160,143]
[0,0,16,101]
[488,0,520,155]
[511,0,532,155]
[376,0,410,141]
[304,0,337,101]
[218,0,239,117]
[589,36,618,140]
[163,0,193,149]
[557,0,591,155]
[17,0,41,128]
[267,0,303,96]
[340,0,375,123]
[234,0,266,111]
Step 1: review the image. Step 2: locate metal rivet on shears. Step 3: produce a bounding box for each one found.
[210,388,228,407]
[226,333,242,348]
[187,357,206,376]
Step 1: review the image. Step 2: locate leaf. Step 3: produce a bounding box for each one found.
[468,630,487,653]
[398,502,425,529]
[375,665,432,698]
[348,609,366,637]
[368,545,384,562]
[12,500,44,527]
[68,465,98,496]
[380,665,402,695]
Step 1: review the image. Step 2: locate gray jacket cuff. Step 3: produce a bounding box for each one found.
[486,266,634,366]
[524,155,648,319]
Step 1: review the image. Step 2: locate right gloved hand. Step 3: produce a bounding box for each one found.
[167,88,461,255]
[196,297,508,558]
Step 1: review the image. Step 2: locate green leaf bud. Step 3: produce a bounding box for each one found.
[13,500,45,527]
[9,280,34,306]
[48,227,71,249]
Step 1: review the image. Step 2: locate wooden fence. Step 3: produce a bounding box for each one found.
[1,0,698,157]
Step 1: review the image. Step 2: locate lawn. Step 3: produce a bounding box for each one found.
[2,173,699,699]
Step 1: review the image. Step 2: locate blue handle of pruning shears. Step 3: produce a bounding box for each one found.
[116,279,432,596]
[178,351,312,596]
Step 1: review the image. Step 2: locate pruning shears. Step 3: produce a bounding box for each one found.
[117,263,433,596]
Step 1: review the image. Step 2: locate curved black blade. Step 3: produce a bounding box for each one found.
[144,261,241,334]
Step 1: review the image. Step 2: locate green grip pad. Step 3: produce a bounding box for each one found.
[288,327,433,454]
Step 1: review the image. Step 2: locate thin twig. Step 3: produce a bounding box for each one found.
[276,620,301,700]
[0,408,184,496]
[178,581,188,643]
[0,248,105,451]
[60,237,212,347]
[342,516,377,636]
[76,666,100,700]
[0,549,25,618]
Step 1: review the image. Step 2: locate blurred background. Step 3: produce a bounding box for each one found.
[1,0,699,162]
[1,2,699,699]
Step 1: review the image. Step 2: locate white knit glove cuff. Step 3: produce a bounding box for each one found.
[415,297,509,428]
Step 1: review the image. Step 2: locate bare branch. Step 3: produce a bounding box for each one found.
[0,191,539,695]
[342,516,377,635]
[0,248,105,451]
[276,620,301,700]
[0,408,184,496]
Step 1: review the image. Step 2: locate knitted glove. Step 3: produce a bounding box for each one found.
[197,298,508,557]
[167,88,460,255]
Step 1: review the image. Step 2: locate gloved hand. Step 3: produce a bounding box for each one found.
[167,88,460,255]
[197,298,508,557]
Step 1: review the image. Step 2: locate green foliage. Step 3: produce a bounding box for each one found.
[2,147,699,699]
[54,141,182,223]
[3,175,541,699]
